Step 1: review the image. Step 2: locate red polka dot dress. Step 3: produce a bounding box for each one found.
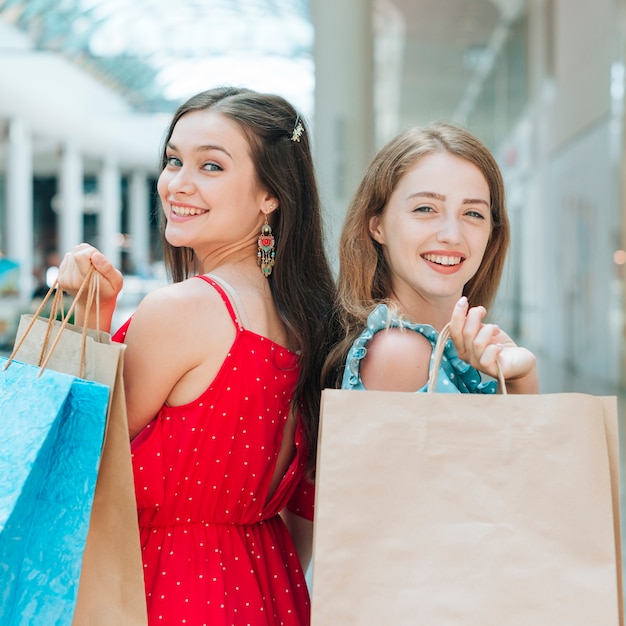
[113,276,314,625]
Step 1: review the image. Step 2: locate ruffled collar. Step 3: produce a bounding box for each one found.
[343,304,497,394]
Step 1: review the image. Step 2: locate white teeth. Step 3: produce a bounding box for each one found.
[423,254,462,266]
[171,206,207,217]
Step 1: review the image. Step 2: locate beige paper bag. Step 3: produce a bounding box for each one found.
[12,276,147,625]
[312,363,622,624]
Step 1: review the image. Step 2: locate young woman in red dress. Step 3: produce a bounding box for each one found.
[58,87,338,625]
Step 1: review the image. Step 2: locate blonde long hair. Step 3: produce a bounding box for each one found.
[323,122,510,387]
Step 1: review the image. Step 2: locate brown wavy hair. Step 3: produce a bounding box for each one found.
[323,122,510,387]
[157,86,339,475]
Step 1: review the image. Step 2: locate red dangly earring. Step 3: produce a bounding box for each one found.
[257,215,276,277]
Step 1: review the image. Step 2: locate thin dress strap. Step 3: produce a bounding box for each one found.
[195,275,243,331]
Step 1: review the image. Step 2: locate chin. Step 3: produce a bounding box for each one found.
[164,232,191,249]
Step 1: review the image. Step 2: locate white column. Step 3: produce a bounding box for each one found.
[312,0,375,269]
[374,0,406,146]
[58,140,83,256]
[129,171,151,275]
[98,156,122,270]
[6,117,34,304]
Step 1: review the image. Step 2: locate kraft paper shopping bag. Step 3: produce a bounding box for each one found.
[311,325,622,626]
[0,358,109,625]
[11,270,148,625]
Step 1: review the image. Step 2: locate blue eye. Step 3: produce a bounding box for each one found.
[203,162,222,172]
[165,155,181,167]
[413,205,434,213]
[465,210,485,219]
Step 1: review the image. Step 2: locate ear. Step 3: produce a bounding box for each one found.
[369,214,385,245]
[261,191,279,217]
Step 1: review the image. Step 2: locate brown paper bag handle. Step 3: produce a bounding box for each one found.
[427,322,507,394]
[4,266,100,378]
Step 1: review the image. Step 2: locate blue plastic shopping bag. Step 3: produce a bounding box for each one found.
[0,356,109,625]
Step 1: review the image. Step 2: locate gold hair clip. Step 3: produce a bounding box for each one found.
[291,118,304,142]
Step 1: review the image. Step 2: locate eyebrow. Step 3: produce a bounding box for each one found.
[408,191,489,207]
[167,141,233,160]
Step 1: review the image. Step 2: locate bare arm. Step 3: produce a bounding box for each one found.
[122,278,241,438]
[280,509,314,572]
[359,328,434,392]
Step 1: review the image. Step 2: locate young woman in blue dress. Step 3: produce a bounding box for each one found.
[324,122,538,395]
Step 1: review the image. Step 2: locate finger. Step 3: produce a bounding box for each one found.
[58,251,85,288]
[58,245,99,293]
[58,251,74,275]
[464,305,487,330]
[461,305,487,350]
[448,297,469,353]
[498,346,536,381]
[74,245,98,271]
[477,342,503,378]
[471,322,500,356]
[90,251,113,275]
[91,251,123,293]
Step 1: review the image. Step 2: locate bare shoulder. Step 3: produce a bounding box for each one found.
[137,276,225,308]
[133,278,233,332]
[121,277,239,434]
[360,327,433,392]
[125,277,237,370]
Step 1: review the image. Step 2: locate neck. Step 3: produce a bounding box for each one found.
[196,239,258,275]
[390,292,460,331]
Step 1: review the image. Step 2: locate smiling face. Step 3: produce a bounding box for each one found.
[157,109,276,263]
[369,151,492,315]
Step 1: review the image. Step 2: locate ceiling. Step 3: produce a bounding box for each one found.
[0,0,314,115]
[385,0,525,131]
[0,0,525,171]
[394,0,498,125]
[0,0,524,119]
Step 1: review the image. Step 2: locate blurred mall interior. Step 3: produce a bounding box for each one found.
[0,0,625,605]
[1,2,624,374]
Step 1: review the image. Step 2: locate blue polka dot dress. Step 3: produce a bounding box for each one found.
[341,304,497,394]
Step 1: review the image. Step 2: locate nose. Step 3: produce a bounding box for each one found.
[165,165,194,194]
[436,215,462,244]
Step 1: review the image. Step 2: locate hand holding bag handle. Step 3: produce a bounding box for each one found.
[5,266,100,378]
[427,321,507,393]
